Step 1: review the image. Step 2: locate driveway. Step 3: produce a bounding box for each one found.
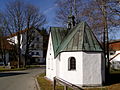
[0,67,45,90]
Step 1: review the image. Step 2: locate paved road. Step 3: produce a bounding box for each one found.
[0,67,45,90]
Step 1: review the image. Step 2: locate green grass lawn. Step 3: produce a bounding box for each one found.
[0,65,46,72]
[0,66,26,72]
[110,69,120,74]
[37,72,120,90]
[26,65,46,69]
[37,73,73,90]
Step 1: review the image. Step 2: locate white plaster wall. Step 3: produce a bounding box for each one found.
[110,51,120,69]
[7,34,23,49]
[110,51,120,62]
[58,52,83,85]
[83,52,103,86]
[6,52,9,64]
[46,33,57,81]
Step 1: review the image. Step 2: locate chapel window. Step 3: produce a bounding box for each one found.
[68,57,76,70]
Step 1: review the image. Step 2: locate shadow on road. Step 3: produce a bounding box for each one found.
[0,72,28,77]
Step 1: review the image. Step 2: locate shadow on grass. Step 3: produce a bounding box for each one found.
[106,73,120,85]
[105,69,120,86]
[0,72,28,77]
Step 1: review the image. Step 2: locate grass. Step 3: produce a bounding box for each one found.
[37,73,73,90]
[0,65,45,72]
[37,72,120,90]
[37,73,53,90]
[84,86,108,90]
[26,65,46,69]
[0,66,26,72]
[37,74,105,90]
[110,69,120,74]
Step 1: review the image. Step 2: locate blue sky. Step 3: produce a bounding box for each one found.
[0,0,119,40]
[0,0,57,28]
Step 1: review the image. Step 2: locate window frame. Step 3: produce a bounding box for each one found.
[68,57,76,71]
[31,52,34,55]
[36,37,39,41]
[36,52,39,55]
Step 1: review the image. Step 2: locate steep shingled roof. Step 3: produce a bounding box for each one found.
[50,22,103,58]
[51,27,68,53]
[5,27,33,38]
[109,40,120,51]
[5,27,41,38]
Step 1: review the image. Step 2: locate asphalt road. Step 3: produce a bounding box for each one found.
[0,67,45,90]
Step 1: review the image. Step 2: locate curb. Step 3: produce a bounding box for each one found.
[34,75,40,90]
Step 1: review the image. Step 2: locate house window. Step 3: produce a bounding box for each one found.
[31,44,34,48]
[68,57,76,70]
[36,44,39,48]
[110,51,116,55]
[36,52,39,55]
[36,37,39,41]
[31,52,34,55]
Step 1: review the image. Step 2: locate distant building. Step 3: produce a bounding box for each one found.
[46,22,105,86]
[6,27,44,65]
[109,40,120,70]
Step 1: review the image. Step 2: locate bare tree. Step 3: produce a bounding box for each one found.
[24,4,46,28]
[55,0,82,26]
[0,12,8,66]
[55,0,120,41]
[0,12,6,66]
[0,32,6,65]
[5,0,26,68]
[24,3,46,66]
[3,0,46,67]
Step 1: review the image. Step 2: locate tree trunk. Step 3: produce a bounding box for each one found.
[17,33,21,68]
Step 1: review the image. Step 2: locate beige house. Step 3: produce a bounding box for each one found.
[6,27,44,64]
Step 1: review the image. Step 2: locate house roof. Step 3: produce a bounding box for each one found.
[5,27,33,38]
[109,41,120,51]
[109,39,120,44]
[5,27,41,38]
[50,22,103,57]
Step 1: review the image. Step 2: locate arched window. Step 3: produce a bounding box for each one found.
[68,57,76,70]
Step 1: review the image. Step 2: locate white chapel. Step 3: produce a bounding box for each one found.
[46,21,105,86]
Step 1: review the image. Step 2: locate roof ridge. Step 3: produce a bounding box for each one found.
[5,27,33,38]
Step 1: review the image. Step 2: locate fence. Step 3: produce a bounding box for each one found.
[53,77,84,90]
